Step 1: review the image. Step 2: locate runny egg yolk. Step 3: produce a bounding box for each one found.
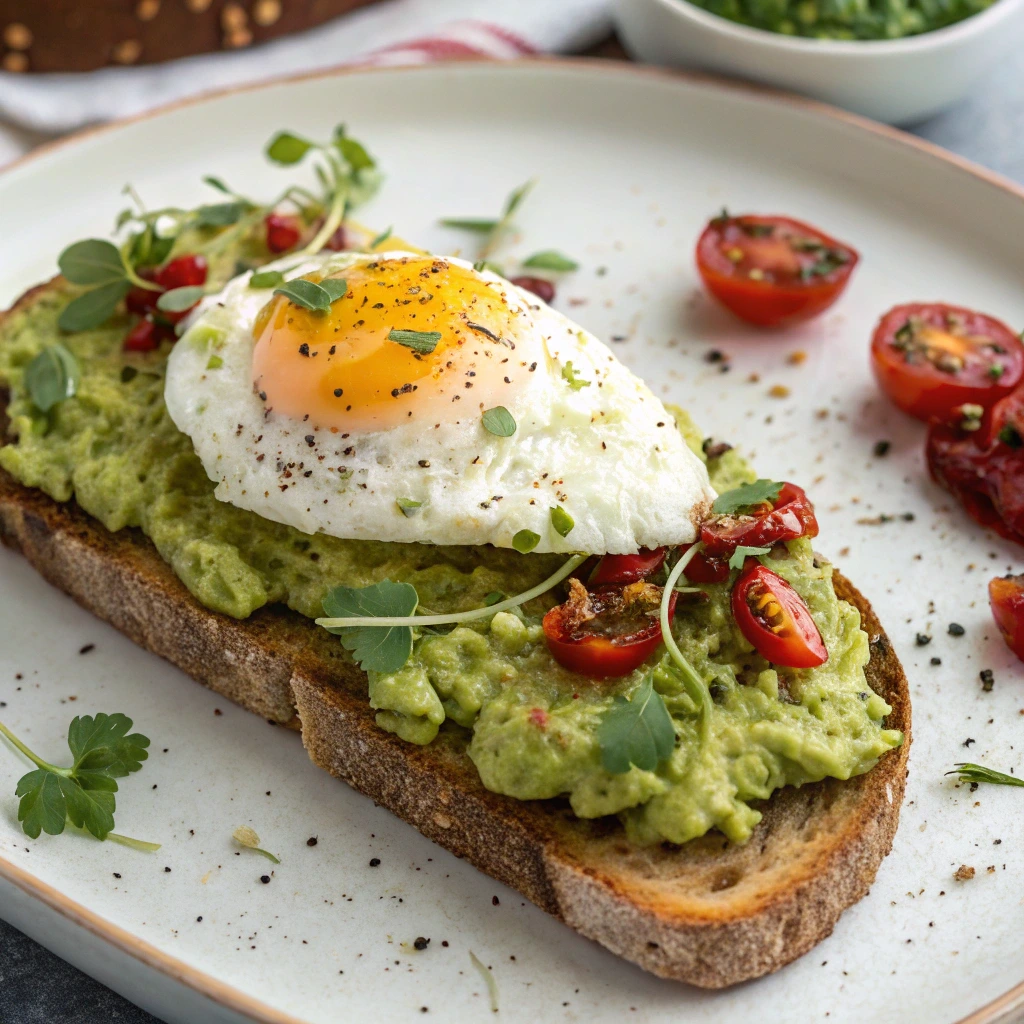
[251,256,528,432]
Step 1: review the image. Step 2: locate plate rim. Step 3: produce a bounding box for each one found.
[1,54,1022,1024]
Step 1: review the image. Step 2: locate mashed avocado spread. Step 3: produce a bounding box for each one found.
[0,275,901,846]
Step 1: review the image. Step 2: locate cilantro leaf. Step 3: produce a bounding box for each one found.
[727,544,772,570]
[597,675,676,775]
[321,580,419,674]
[561,361,590,391]
[68,712,150,779]
[712,479,784,515]
[15,771,66,839]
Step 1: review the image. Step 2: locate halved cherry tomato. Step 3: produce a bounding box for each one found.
[989,574,1024,662]
[701,482,819,558]
[871,303,1024,422]
[265,212,303,254]
[927,385,1024,545]
[589,547,666,586]
[543,580,676,678]
[731,562,827,668]
[678,544,730,584]
[695,213,858,328]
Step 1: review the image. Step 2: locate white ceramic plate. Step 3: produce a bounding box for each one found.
[2,60,1024,1024]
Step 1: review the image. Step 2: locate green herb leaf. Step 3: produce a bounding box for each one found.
[440,218,499,233]
[15,771,66,839]
[598,675,676,775]
[58,279,131,332]
[483,592,505,606]
[482,406,516,437]
[473,260,505,275]
[320,278,348,303]
[1,712,154,846]
[369,226,393,250]
[388,329,442,355]
[396,498,422,517]
[156,286,205,313]
[250,269,285,289]
[561,361,590,391]
[58,239,126,286]
[727,544,772,570]
[333,127,375,172]
[503,180,534,218]
[321,580,419,674]
[195,201,248,227]
[948,763,1024,788]
[206,355,224,370]
[550,506,574,538]
[266,131,314,165]
[712,479,784,515]
[202,175,231,193]
[24,343,81,412]
[273,279,340,313]
[131,226,175,269]
[512,529,540,554]
[522,250,578,272]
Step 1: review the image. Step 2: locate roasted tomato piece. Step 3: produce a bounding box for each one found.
[731,562,827,668]
[701,482,819,558]
[871,303,1024,422]
[543,578,676,678]
[695,213,858,328]
[678,544,730,584]
[589,547,666,586]
[265,212,303,254]
[927,387,1024,545]
[989,574,1024,662]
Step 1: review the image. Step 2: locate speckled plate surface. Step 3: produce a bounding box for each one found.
[1,59,1023,1024]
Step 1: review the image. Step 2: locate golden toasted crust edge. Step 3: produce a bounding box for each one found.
[0,281,910,987]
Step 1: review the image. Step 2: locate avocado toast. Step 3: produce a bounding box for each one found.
[0,135,909,987]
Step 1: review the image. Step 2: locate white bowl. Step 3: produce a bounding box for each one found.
[614,0,1024,124]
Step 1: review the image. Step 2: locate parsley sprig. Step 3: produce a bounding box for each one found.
[0,713,159,851]
[317,555,587,675]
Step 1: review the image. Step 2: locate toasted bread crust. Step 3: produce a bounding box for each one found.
[0,284,910,988]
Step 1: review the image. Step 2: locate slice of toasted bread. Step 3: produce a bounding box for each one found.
[0,286,910,989]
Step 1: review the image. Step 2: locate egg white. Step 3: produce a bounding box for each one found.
[165,251,715,554]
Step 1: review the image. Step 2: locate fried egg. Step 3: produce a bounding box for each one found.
[164,251,714,554]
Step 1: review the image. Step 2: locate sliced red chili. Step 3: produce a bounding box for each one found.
[731,562,827,668]
[701,482,819,558]
[543,579,675,679]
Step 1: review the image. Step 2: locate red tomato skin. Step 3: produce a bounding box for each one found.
[265,213,302,254]
[122,317,167,353]
[989,575,1024,662]
[678,545,730,584]
[701,482,819,558]
[871,303,1024,422]
[510,276,556,304]
[542,591,677,679]
[731,563,828,668]
[589,548,666,586]
[695,215,858,328]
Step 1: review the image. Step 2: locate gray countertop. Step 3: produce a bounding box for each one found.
[1,54,1022,1024]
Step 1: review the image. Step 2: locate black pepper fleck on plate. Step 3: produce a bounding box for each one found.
[915,633,931,647]
[369,857,381,867]
[980,669,995,692]
[949,622,966,636]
